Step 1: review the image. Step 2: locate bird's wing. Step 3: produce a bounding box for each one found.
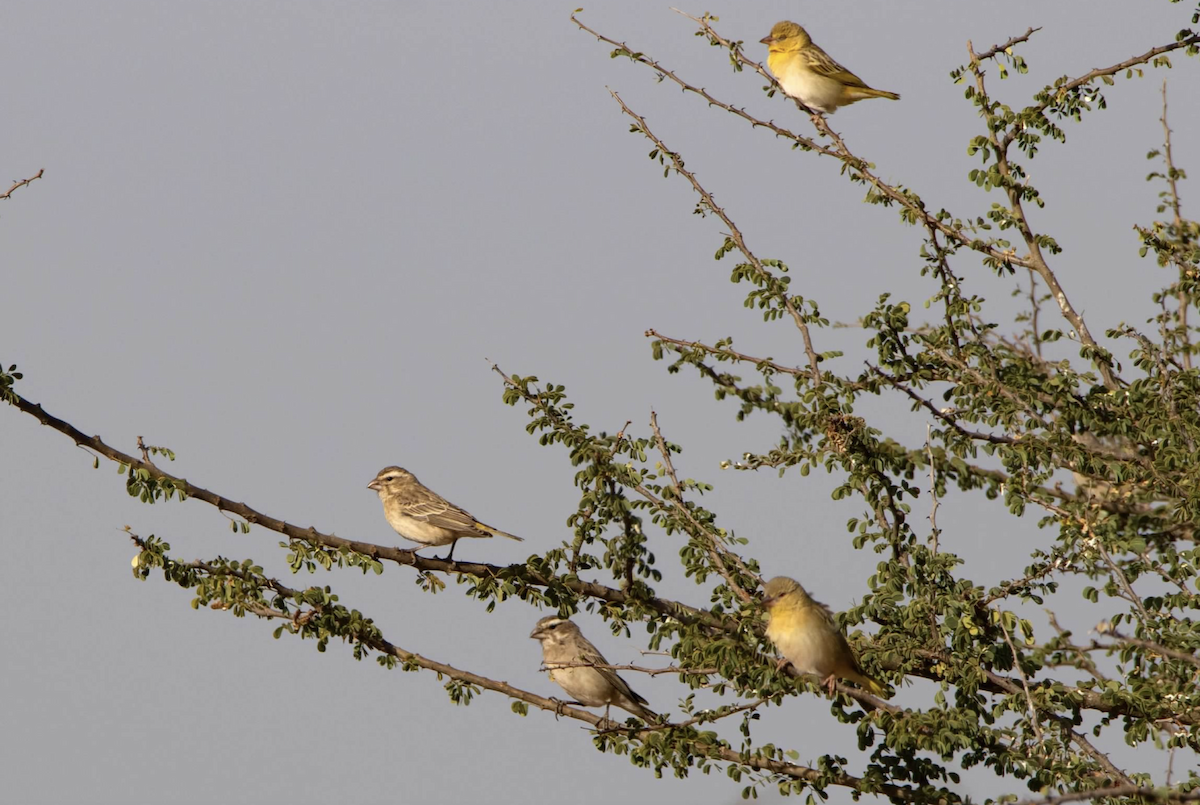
[803,597,839,628]
[802,602,871,675]
[801,44,871,89]
[401,492,481,531]
[577,637,646,705]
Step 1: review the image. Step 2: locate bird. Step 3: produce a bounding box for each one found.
[529,616,656,722]
[366,466,523,560]
[760,21,899,114]
[761,576,888,698]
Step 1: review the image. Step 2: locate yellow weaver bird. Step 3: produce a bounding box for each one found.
[760,21,899,114]
[762,576,888,697]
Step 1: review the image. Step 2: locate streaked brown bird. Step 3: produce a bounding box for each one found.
[529,616,656,722]
[367,466,523,560]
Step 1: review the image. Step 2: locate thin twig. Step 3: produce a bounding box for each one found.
[998,617,1044,742]
[647,409,756,604]
[1097,631,1200,671]
[136,436,156,469]
[1028,269,1043,358]
[545,660,719,677]
[1090,530,1151,624]
[609,91,823,387]
[646,329,806,377]
[967,39,1118,390]
[925,423,940,554]
[972,28,1042,63]
[1160,81,1192,370]
[0,169,44,200]
[869,364,1016,445]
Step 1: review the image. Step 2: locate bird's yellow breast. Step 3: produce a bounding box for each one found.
[766,603,844,677]
[768,49,850,114]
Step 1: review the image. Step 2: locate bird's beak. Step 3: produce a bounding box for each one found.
[367,479,381,491]
[762,594,778,608]
[759,34,774,45]
[529,627,543,639]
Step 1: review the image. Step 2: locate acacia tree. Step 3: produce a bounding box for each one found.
[5,7,1200,804]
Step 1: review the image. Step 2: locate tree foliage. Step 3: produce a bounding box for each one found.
[5,6,1200,804]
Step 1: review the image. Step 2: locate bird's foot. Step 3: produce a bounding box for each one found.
[823,674,838,697]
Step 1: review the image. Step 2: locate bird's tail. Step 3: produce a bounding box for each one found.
[479,523,524,541]
[633,703,658,721]
[621,697,657,722]
[851,87,900,101]
[850,671,889,698]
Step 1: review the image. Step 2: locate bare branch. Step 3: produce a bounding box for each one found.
[1,169,44,200]
[972,28,1042,63]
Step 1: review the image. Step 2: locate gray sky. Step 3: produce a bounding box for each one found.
[3,2,1198,803]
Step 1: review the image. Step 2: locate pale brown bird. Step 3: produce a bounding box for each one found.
[367,466,523,560]
[760,21,899,114]
[762,576,888,697]
[529,616,656,722]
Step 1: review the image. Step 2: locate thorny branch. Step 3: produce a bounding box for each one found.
[1,168,44,200]
[869,364,1017,445]
[1159,82,1193,369]
[1005,33,1200,149]
[660,9,1042,271]
[647,409,757,605]
[998,617,1044,742]
[646,329,807,378]
[8,391,731,634]
[143,540,921,800]
[925,424,940,555]
[972,27,1042,63]
[967,38,1118,390]
[608,90,824,387]
[593,11,1191,391]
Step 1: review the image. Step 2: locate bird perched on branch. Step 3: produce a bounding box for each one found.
[760,21,899,114]
[367,466,522,560]
[529,616,656,722]
[762,576,888,697]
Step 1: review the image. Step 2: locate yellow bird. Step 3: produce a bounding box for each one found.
[762,576,888,697]
[760,21,899,114]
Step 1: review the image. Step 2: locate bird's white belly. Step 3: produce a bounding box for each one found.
[549,666,613,706]
[777,68,844,114]
[387,514,457,546]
